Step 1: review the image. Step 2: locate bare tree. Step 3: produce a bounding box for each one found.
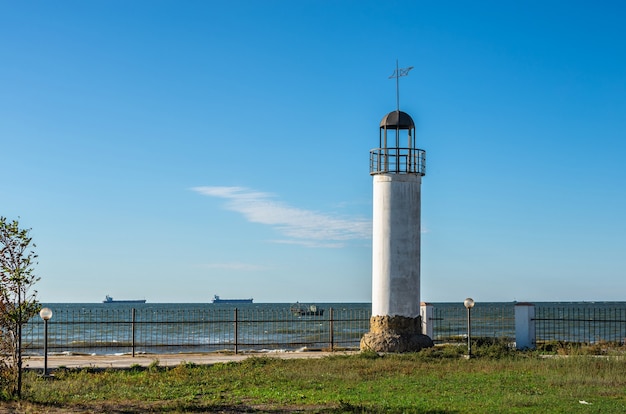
[0,217,40,398]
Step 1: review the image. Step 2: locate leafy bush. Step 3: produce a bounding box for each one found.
[472,337,516,358]
[417,344,465,359]
[539,340,626,356]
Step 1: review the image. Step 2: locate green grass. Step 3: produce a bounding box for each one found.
[10,345,626,413]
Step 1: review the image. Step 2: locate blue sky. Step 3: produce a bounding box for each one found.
[2,1,625,303]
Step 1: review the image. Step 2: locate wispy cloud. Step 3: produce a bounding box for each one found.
[198,262,270,271]
[191,186,371,248]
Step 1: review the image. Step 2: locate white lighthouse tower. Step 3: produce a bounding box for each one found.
[360,65,433,352]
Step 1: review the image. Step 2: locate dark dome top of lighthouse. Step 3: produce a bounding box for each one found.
[380,110,415,130]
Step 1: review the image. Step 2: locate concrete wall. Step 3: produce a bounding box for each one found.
[420,302,433,337]
[372,173,422,318]
[515,302,536,350]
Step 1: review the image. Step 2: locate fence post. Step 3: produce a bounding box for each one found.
[234,308,239,355]
[131,308,136,357]
[420,302,433,338]
[329,307,334,351]
[515,302,536,350]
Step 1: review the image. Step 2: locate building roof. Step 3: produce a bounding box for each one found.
[379,110,415,130]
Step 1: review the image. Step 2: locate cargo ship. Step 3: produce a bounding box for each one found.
[102,295,146,304]
[212,295,253,304]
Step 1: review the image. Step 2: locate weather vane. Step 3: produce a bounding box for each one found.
[389,60,414,112]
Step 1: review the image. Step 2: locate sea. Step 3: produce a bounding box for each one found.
[24,301,626,356]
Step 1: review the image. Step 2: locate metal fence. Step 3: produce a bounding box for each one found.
[21,303,626,356]
[534,305,626,344]
[428,305,515,344]
[426,303,626,346]
[23,307,371,355]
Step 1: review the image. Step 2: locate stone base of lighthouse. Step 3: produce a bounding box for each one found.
[360,315,433,353]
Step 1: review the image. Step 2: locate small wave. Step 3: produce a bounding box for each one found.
[48,351,95,356]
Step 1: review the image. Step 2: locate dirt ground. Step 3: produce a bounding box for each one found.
[24,350,349,371]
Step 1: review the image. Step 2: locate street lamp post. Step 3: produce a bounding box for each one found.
[39,307,53,377]
[463,298,475,358]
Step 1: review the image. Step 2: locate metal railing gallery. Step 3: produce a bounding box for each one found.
[370,147,426,175]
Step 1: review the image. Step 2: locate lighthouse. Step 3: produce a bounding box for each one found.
[360,65,433,352]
